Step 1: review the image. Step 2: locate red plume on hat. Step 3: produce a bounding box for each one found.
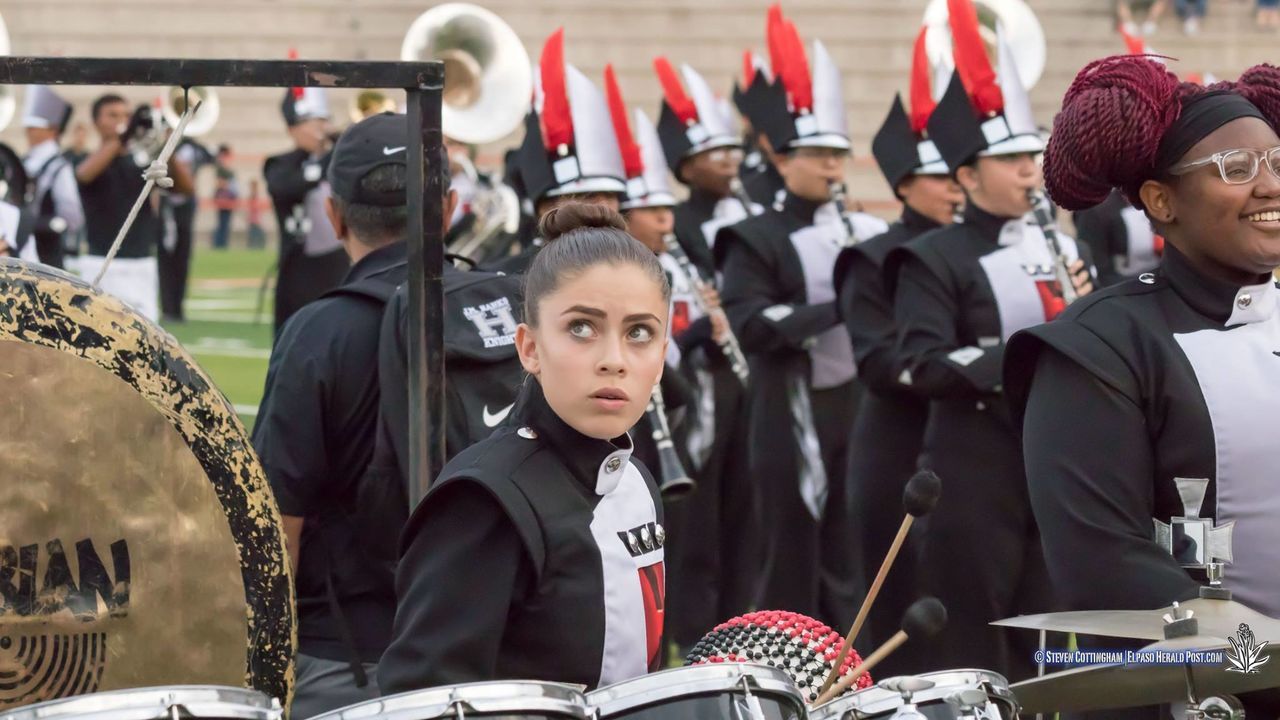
[909,26,936,133]
[947,0,1003,117]
[604,64,644,179]
[540,28,575,155]
[766,5,788,87]
[654,57,699,127]
[742,50,757,87]
[779,19,813,113]
[288,47,303,100]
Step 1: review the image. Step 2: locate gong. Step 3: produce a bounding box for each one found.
[0,259,294,709]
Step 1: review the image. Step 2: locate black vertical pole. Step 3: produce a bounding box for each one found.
[405,81,446,509]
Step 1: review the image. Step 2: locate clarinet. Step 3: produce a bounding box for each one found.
[1027,189,1078,306]
[828,180,859,247]
[662,234,750,386]
[647,384,695,499]
[728,176,763,217]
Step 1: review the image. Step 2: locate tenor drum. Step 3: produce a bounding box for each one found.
[0,686,282,720]
[809,670,1018,720]
[311,681,593,719]
[587,663,807,719]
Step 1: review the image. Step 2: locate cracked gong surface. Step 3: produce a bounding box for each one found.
[0,258,294,709]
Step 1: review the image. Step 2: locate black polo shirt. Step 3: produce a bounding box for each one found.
[253,240,408,663]
[77,153,159,258]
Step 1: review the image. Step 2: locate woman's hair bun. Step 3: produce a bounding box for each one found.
[538,201,628,242]
[1237,63,1280,130]
[1043,54,1184,211]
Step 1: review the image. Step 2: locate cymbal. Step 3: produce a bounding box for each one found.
[1012,638,1280,714]
[993,597,1280,643]
[0,260,293,710]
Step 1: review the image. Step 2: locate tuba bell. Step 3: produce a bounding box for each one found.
[400,2,531,146]
[350,90,398,123]
[401,3,531,264]
[921,0,1046,91]
[161,86,219,137]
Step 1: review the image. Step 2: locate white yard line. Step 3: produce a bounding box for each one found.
[233,404,259,417]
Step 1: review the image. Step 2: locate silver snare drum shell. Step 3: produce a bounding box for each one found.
[810,670,1018,720]
[312,681,593,720]
[586,663,806,719]
[0,686,282,720]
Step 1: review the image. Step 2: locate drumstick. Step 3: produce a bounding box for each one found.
[818,470,941,697]
[814,597,947,706]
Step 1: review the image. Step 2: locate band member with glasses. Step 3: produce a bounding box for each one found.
[1006,60,1280,718]
[715,9,888,629]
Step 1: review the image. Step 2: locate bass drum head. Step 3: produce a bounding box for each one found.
[0,260,294,709]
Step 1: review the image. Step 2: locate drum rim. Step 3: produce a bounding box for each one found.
[0,685,281,720]
[585,663,804,715]
[810,669,1018,717]
[312,680,594,720]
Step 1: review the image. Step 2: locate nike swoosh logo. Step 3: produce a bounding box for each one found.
[383,146,406,155]
[482,403,514,428]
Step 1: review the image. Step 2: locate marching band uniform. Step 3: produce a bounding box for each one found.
[715,9,888,628]
[380,379,666,694]
[832,30,952,675]
[20,86,82,270]
[607,62,756,647]
[264,87,349,336]
[1004,72,1280,718]
[884,0,1088,681]
[1072,189,1164,287]
[484,29,627,275]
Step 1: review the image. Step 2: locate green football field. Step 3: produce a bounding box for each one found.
[161,248,276,430]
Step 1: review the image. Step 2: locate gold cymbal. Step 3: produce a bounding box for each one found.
[993,597,1280,643]
[1012,639,1280,714]
[0,259,294,709]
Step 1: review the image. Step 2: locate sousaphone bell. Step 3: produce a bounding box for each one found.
[921,0,1046,91]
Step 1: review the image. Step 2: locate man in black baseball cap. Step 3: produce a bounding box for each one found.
[253,112,457,719]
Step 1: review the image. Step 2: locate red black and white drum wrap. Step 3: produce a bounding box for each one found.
[684,611,871,703]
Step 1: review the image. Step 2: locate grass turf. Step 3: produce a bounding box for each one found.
[162,248,277,430]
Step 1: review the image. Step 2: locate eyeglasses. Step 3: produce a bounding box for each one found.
[1168,145,1280,185]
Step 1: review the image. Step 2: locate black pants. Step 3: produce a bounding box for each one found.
[913,400,1054,683]
[848,390,929,677]
[757,379,864,631]
[158,201,196,320]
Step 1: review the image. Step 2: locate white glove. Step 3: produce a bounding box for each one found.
[143,160,174,189]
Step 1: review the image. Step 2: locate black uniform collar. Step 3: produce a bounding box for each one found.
[1160,243,1277,327]
[961,200,1016,242]
[686,186,725,217]
[780,192,826,225]
[344,240,406,283]
[516,380,635,496]
[900,204,942,234]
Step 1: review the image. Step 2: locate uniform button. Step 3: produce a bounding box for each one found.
[1139,272,1156,285]
[976,401,987,411]
[1238,293,1253,308]
[655,523,666,546]
[517,427,538,440]
[605,456,622,473]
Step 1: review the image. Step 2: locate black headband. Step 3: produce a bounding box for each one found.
[1154,91,1268,174]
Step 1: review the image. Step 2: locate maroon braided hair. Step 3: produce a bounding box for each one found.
[1045,58,1280,212]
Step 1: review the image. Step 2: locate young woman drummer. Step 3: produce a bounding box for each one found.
[1006,58,1280,696]
[378,202,671,695]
